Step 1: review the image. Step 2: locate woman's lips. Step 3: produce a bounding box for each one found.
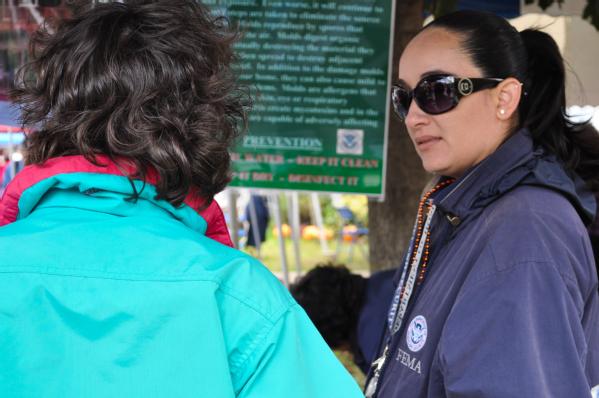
[415,135,442,150]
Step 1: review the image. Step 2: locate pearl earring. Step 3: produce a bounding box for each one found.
[499,109,506,115]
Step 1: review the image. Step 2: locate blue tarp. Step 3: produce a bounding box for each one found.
[457,0,520,19]
[0,101,20,129]
[426,0,521,19]
[0,101,25,146]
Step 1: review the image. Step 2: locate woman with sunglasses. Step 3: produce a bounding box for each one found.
[365,10,599,398]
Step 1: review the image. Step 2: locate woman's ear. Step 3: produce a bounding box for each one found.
[495,77,522,120]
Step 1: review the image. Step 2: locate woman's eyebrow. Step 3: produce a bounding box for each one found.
[420,69,452,78]
[397,69,453,88]
[396,78,409,88]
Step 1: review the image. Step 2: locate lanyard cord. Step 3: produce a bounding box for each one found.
[365,178,454,398]
[388,177,454,334]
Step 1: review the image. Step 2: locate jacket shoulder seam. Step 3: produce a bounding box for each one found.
[228,303,297,391]
[467,257,578,292]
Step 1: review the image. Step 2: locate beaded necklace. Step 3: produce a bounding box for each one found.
[365,178,455,398]
[388,178,455,334]
[414,178,455,284]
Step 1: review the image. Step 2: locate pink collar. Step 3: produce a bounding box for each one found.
[0,155,233,247]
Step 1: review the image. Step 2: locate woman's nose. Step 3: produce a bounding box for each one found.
[404,100,429,129]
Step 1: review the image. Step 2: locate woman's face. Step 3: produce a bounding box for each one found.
[398,28,509,178]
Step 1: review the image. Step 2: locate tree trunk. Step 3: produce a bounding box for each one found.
[368,0,429,271]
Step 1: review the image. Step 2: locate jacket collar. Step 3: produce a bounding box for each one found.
[436,129,596,226]
[0,155,233,247]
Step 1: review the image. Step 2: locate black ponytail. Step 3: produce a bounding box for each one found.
[520,29,599,191]
[426,11,599,192]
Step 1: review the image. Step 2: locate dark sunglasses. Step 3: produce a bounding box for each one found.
[391,74,504,120]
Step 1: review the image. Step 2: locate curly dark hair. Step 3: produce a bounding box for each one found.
[11,0,251,206]
[290,264,367,349]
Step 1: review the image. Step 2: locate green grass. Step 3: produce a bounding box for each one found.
[335,350,367,389]
[242,235,370,275]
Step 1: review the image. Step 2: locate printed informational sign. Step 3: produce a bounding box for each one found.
[207,0,394,195]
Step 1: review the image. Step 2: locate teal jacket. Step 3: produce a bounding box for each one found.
[0,156,363,398]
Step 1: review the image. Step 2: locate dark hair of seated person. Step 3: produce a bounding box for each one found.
[290,264,367,349]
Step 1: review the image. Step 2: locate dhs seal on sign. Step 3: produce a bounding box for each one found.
[406,315,427,352]
[336,129,364,155]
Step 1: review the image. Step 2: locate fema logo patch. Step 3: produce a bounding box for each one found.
[336,129,364,155]
[406,315,428,352]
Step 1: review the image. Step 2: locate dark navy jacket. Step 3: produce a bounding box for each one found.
[372,130,599,397]
[354,269,397,374]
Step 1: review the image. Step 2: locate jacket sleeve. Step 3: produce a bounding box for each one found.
[235,303,364,398]
[437,260,595,398]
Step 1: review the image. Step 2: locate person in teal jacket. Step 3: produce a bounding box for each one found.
[0,1,363,397]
